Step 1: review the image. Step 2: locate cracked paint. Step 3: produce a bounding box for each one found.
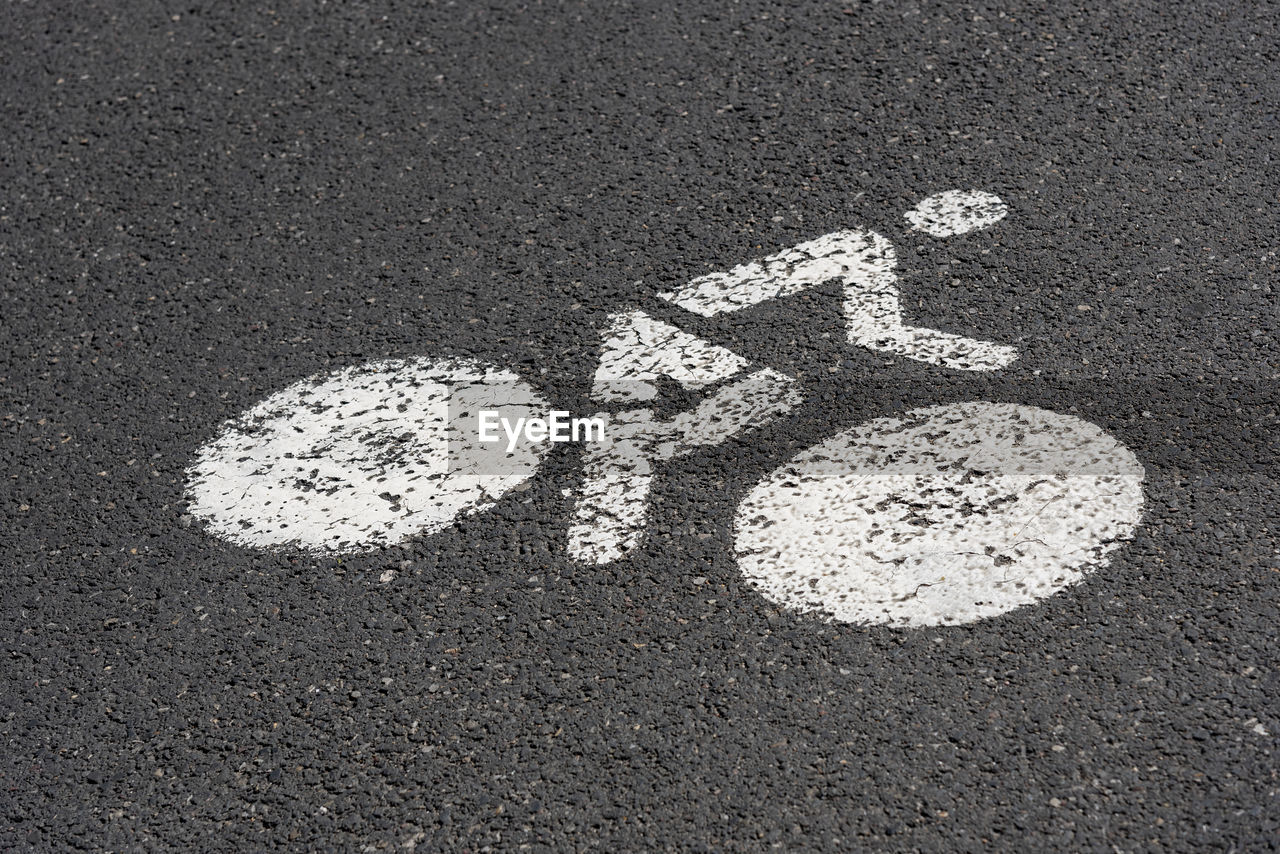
[591,309,749,402]
[904,189,1009,237]
[186,357,549,553]
[658,230,893,318]
[569,367,801,565]
[658,198,1016,371]
[733,402,1145,627]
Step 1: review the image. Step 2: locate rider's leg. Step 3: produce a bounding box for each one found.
[567,368,800,565]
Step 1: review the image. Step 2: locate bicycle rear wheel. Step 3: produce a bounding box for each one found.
[186,357,549,553]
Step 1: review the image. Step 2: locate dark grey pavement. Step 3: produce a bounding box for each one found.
[2,1,1277,850]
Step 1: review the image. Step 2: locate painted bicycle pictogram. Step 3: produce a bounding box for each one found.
[187,190,1144,627]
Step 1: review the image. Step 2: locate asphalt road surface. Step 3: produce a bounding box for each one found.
[3,1,1278,851]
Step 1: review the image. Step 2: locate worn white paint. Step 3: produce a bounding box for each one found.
[187,188,1129,611]
[568,367,801,564]
[904,190,1009,237]
[658,230,891,318]
[842,255,1018,371]
[187,358,549,553]
[565,408,662,565]
[659,221,1016,371]
[591,309,748,402]
[734,403,1144,627]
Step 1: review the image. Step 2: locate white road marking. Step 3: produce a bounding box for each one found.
[659,215,1016,371]
[186,188,1133,622]
[904,189,1009,237]
[842,252,1018,371]
[565,409,660,566]
[591,309,748,402]
[568,367,801,565]
[186,358,549,553]
[734,402,1144,627]
[658,230,892,318]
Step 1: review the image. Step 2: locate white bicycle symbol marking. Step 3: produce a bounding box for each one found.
[187,190,1144,627]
